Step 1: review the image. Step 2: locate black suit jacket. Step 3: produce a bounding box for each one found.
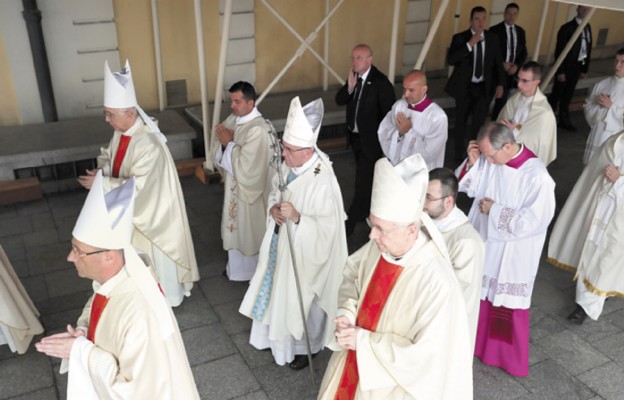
[555,19,592,75]
[489,22,527,68]
[445,29,505,99]
[336,65,396,159]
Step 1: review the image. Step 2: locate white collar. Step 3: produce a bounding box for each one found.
[380,232,426,265]
[432,206,469,233]
[470,29,485,40]
[95,267,129,297]
[120,118,143,137]
[290,152,319,176]
[359,67,372,82]
[510,143,525,160]
[504,22,515,29]
[236,107,262,125]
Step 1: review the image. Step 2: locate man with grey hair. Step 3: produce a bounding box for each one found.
[77,60,199,307]
[424,167,484,348]
[319,154,472,399]
[457,122,555,377]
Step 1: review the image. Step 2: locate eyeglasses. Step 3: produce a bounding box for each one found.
[71,246,107,258]
[280,142,310,154]
[103,111,125,119]
[366,218,406,238]
[426,194,448,202]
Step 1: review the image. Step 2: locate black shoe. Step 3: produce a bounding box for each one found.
[567,305,587,325]
[288,353,317,370]
[558,120,576,132]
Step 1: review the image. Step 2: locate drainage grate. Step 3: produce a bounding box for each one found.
[14,158,96,181]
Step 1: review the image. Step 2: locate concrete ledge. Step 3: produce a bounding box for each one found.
[0,110,195,181]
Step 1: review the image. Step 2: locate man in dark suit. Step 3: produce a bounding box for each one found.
[445,6,505,162]
[548,5,592,131]
[336,44,395,236]
[489,2,527,119]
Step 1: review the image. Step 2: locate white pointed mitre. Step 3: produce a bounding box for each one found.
[282,97,324,147]
[104,60,137,109]
[72,170,135,250]
[370,153,428,224]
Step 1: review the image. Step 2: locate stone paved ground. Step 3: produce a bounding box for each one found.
[2,109,624,400]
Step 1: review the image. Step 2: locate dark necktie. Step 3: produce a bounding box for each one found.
[509,26,515,63]
[349,77,363,131]
[475,40,483,79]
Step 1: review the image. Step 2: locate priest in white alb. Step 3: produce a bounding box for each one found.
[77,60,199,306]
[424,167,485,349]
[548,130,624,324]
[319,154,473,400]
[377,70,447,169]
[456,122,555,377]
[582,48,624,164]
[36,171,199,399]
[497,62,557,165]
[214,81,272,281]
[239,97,348,370]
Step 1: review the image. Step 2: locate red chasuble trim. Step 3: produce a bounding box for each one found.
[87,293,110,342]
[334,256,404,400]
[112,135,132,178]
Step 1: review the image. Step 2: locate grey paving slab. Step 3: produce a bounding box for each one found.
[578,362,624,400]
[530,307,567,341]
[199,275,249,306]
[182,323,237,367]
[539,330,611,376]
[604,308,624,331]
[1,235,26,261]
[592,332,624,366]
[30,213,56,232]
[34,290,91,317]
[232,390,269,400]
[213,300,252,335]
[473,359,528,400]
[231,331,276,369]
[173,288,219,331]
[0,215,32,238]
[20,275,48,302]
[601,298,624,318]
[23,230,60,249]
[531,277,574,314]
[528,342,550,367]
[0,204,17,220]
[41,307,84,332]
[15,199,50,216]
[517,359,596,399]
[538,262,576,290]
[193,354,261,400]
[26,242,73,276]
[6,387,58,400]
[251,350,331,400]
[564,314,623,344]
[43,268,92,298]
[0,352,54,399]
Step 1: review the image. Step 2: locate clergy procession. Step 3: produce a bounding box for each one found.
[3,1,624,399]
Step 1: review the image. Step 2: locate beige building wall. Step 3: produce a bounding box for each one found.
[1,0,623,126]
[0,35,20,126]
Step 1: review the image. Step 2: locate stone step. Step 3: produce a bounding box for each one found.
[0,177,43,206]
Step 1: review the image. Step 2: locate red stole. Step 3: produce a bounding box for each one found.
[112,135,132,178]
[334,256,404,400]
[87,293,110,342]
